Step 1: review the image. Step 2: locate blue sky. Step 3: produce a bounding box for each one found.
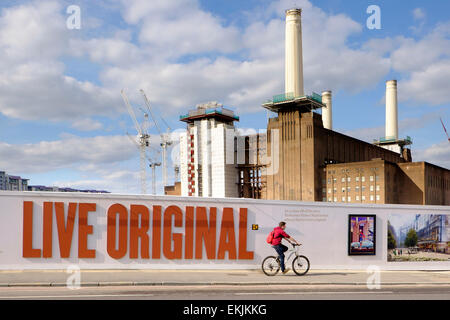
[0,0,449,194]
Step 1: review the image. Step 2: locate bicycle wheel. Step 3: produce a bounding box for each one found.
[262,256,280,276]
[292,255,310,276]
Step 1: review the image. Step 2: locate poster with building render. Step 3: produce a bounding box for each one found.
[348,215,376,255]
[388,214,450,262]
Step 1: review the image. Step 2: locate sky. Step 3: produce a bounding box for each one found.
[0,0,449,194]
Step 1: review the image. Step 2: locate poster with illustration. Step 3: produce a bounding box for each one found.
[387,214,450,262]
[348,215,376,255]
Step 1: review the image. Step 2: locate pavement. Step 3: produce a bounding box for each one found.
[0,269,449,287]
[0,284,449,300]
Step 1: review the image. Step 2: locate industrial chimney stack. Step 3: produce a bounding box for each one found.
[385,80,398,140]
[321,91,333,130]
[285,9,304,97]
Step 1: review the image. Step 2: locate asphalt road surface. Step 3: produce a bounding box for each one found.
[0,284,449,300]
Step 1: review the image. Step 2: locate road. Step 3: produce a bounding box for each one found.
[0,284,449,300]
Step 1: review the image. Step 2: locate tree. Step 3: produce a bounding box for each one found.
[404,229,418,248]
[388,228,397,249]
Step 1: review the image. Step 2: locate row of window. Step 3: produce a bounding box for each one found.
[324,194,381,202]
[323,185,381,194]
[327,167,380,175]
[327,175,380,184]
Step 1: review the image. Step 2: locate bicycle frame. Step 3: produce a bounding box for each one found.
[278,244,300,263]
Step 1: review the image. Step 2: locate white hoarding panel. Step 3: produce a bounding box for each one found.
[0,192,448,270]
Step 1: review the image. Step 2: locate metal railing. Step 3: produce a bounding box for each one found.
[264,92,323,104]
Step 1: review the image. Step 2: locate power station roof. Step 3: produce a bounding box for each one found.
[179,106,239,123]
[262,92,325,113]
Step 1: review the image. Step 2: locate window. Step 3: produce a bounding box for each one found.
[328,188,332,194]
[333,187,337,193]
[342,187,346,193]
[362,186,366,192]
[347,177,351,182]
[328,198,332,202]
[322,197,327,202]
[348,196,351,202]
[334,197,337,202]
[356,176,359,182]
[370,195,374,201]
[328,178,331,184]
[362,195,366,201]
[370,175,374,182]
[376,195,380,201]
[361,176,366,182]
[370,185,374,192]
[347,187,351,192]
[356,195,360,201]
[333,178,337,183]
[322,188,326,194]
[355,186,360,192]
[376,185,380,191]
[342,196,346,202]
[376,175,380,181]
[341,177,345,183]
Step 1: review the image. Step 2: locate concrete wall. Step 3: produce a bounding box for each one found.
[0,192,448,270]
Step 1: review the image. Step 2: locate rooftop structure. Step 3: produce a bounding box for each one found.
[180,102,239,123]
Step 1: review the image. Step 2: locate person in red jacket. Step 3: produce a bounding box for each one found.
[271,221,301,274]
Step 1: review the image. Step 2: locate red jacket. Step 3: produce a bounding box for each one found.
[271,227,290,246]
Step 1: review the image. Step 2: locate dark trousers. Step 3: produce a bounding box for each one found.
[272,244,288,271]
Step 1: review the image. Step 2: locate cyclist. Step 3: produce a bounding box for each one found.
[270,221,301,274]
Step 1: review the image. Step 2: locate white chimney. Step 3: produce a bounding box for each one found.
[321,91,332,130]
[385,80,398,140]
[285,9,304,97]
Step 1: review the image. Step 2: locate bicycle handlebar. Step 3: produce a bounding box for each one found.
[290,242,302,247]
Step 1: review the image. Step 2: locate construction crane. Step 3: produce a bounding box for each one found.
[440,118,450,143]
[149,161,162,195]
[174,165,180,183]
[126,132,161,195]
[121,89,151,194]
[140,89,173,188]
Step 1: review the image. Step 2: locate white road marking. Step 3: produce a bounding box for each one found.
[0,294,154,299]
[235,291,394,295]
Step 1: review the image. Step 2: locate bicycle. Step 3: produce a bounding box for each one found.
[261,243,310,276]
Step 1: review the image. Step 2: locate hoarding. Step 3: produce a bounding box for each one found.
[0,192,449,270]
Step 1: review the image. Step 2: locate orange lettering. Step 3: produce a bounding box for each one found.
[22,201,41,258]
[152,205,162,259]
[184,206,194,259]
[78,203,96,258]
[42,202,53,258]
[217,208,237,259]
[195,207,217,260]
[107,204,128,259]
[238,208,254,260]
[130,204,149,259]
[163,205,183,259]
[55,202,76,258]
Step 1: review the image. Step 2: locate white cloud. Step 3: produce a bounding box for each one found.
[340,113,442,143]
[413,140,450,169]
[400,60,450,105]
[413,8,426,21]
[122,0,241,59]
[71,118,103,131]
[0,1,122,122]
[0,135,137,173]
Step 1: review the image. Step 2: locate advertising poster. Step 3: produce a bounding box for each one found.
[348,215,376,255]
[388,214,450,262]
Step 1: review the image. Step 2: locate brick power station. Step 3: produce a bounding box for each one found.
[169,8,450,206]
